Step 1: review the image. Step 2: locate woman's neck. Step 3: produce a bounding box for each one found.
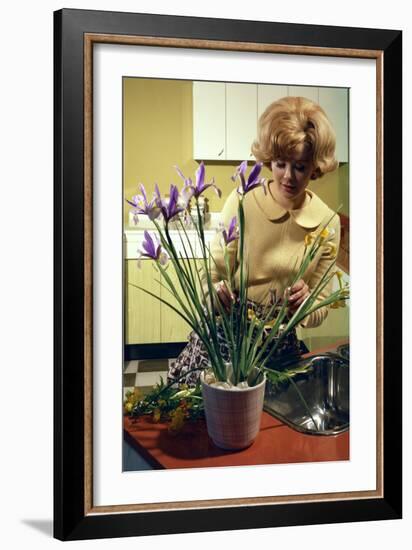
[268,181,309,210]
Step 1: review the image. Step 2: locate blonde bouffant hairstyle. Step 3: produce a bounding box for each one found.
[251,96,338,180]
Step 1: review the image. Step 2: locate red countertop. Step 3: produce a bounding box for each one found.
[124,339,349,470]
[124,413,349,470]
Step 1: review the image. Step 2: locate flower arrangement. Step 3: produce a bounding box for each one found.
[126,378,205,434]
[125,161,349,428]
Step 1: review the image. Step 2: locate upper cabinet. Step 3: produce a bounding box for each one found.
[225,83,257,161]
[257,85,288,119]
[192,82,226,160]
[193,82,348,163]
[288,86,319,103]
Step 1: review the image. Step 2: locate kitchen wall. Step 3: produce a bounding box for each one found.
[123,77,239,225]
[123,77,349,225]
[124,77,349,347]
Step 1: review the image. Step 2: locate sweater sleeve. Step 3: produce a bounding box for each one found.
[201,188,240,293]
[299,214,341,329]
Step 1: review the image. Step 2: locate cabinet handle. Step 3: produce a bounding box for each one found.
[218,148,224,157]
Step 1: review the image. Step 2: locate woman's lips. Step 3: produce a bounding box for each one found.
[281,183,296,193]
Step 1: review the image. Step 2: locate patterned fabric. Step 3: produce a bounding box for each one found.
[167,300,306,387]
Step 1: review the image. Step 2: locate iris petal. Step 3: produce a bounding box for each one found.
[142,231,156,258]
[139,183,148,203]
[247,162,262,186]
[238,160,247,175]
[195,161,205,191]
[174,165,186,181]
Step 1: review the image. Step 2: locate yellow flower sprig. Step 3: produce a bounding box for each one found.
[330,270,349,309]
[304,226,337,258]
[127,374,205,438]
[168,403,189,434]
[152,408,161,422]
[123,388,143,414]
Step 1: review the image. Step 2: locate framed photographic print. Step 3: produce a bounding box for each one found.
[54,8,402,541]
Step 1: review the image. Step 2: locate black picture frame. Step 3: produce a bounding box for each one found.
[54,8,402,541]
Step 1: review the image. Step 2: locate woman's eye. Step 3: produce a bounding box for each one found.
[294,164,305,172]
[275,161,285,169]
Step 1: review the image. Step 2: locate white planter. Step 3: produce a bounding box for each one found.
[200,369,266,450]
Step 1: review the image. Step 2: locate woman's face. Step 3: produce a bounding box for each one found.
[270,149,315,207]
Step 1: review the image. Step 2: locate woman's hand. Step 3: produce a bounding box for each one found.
[285,279,310,316]
[214,280,236,311]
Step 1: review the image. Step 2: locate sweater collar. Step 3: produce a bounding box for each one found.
[252,182,330,229]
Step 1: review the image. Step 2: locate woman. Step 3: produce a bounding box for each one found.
[167,96,341,386]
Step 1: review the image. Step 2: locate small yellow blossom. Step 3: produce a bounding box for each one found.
[330,298,346,309]
[173,388,192,399]
[168,407,185,434]
[325,242,337,258]
[152,408,161,423]
[123,387,143,414]
[247,308,257,321]
[264,318,276,330]
[334,270,344,289]
[304,233,314,246]
[317,228,331,245]
[124,402,134,413]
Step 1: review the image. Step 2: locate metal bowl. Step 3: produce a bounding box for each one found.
[264,353,349,436]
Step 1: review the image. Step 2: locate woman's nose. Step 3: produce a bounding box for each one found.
[282,163,292,181]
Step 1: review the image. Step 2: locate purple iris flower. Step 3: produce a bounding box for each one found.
[231,161,267,195]
[126,183,161,224]
[154,183,186,223]
[174,161,221,202]
[220,216,239,245]
[138,231,168,267]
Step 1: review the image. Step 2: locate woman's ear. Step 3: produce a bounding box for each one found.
[310,167,322,180]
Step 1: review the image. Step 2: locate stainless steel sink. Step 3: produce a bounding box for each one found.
[264,353,349,436]
[336,343,350,361]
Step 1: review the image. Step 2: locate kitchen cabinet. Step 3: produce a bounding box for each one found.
[125,230,215,345]
[257,84,288,118]
[193,82,348,163]
[160,260,200,343]
[125,259,161,344]
[225,83,257,160]
[125,258,204,344]
[288,85,319,103]
[192,81,226,160]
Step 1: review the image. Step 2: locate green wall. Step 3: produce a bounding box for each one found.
[123,77,349,223]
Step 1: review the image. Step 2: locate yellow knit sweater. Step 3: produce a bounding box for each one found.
[206,183,341,329]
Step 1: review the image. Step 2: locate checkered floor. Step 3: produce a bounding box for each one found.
[123,358,177,397]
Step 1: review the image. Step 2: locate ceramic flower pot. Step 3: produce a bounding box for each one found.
[200,368,266,450]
